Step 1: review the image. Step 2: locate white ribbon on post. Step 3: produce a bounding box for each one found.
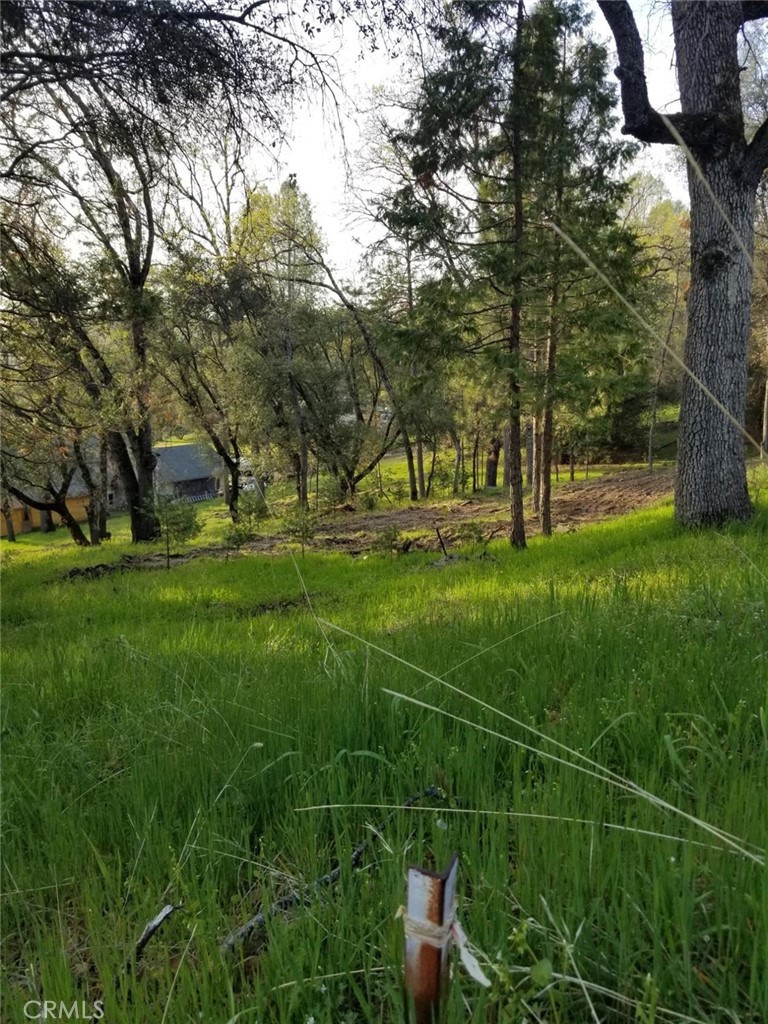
[399,904,492,988]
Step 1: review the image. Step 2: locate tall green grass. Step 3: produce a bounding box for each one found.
[2,490,767,1022]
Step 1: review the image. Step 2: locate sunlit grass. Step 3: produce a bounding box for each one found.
[2,486,767,1022]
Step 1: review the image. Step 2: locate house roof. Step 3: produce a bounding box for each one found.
[153,444,224,484]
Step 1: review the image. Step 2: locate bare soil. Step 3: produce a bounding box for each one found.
[60,468,675,578]
[307,466,675,554]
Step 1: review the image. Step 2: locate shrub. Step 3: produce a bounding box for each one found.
[150,494,202,568]
[283,506,316,556]
[372,524,401,556]
[317,477,346,511]
[454,521,486,552]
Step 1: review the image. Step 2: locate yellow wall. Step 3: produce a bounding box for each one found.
[1,497,90,538]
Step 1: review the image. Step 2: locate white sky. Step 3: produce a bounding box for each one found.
[255,0,686,277]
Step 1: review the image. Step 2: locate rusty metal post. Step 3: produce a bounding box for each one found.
[403,852,459,1024]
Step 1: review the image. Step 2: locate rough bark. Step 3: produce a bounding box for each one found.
[426,442,437,497]
[508,0,527,550]
[451,434,462,494]
[416,439,426,499]
[2,500,16,542]
[539,34,566,539]
[72,436,102,545]
[403,431,419,501]
[672,3,755,524]
[531,413,542,514]
[228,463,241,519]
[485,437,501,488]
[128,412,160,541]
[540,280,559,537]
[599,0,767,526]
[762,378,768,456]
[53,498,90,546]
[98,434,109,538]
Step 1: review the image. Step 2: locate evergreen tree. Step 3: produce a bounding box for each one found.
[379,0,640,540]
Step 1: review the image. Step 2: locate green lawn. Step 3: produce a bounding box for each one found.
[2,482,767,1022]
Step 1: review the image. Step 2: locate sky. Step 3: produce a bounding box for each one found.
[254,1,687,278]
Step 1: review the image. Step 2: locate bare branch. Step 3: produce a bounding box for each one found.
[597,0,741,152]
[743,114,768,183]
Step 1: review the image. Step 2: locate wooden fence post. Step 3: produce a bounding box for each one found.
[403,852,459,1024]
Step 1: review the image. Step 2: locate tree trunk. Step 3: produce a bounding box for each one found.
[132,425,160,540]
[2,502,16,542]
[291,452,302,504]
[531,413,542,514]
[402,429,419,501]
[507,0,527,550]
[452,435,462,494]
[127,313,160,541]
[426,443,437,498]
[40,509,55,533]
[485,437,501,488]
[53,498,90,546]
[472,431,480,492]
[416,438,426,499]
[599,0,761,527]
[508,385,526,549]
[298,431,309,508]
[525,420,533,488]
[762,377,768,457]
[503,425,511,488]
[672,0,756,525]
[86,503,101,545]
[73,438,102,545]
[674,159,755,524]
[116,421,159,543]
[229,464,241,519]
[540,287,559,537]
[539,31,566,539]
[98,434,108,539]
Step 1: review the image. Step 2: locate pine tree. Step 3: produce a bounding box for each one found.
[379,0,640,541]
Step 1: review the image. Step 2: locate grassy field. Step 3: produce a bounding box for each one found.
[2,478,767,1023]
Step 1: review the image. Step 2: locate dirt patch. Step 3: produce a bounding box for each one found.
[61,469,675,576]
[61,547,241,580]
[303,467,675,554]
[547,467,674,529]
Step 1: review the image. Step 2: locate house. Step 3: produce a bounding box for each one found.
[1,442,226,538]
[2,498,45,537]
[153,443,225,500]
[0,483,91,539]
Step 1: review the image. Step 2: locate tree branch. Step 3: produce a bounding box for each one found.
[597,0,739,152]
[743,115,768,185]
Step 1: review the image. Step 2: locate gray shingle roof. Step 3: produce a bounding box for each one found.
[153,444,223,484]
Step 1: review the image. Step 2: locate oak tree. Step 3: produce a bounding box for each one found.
[598,0,768,525]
